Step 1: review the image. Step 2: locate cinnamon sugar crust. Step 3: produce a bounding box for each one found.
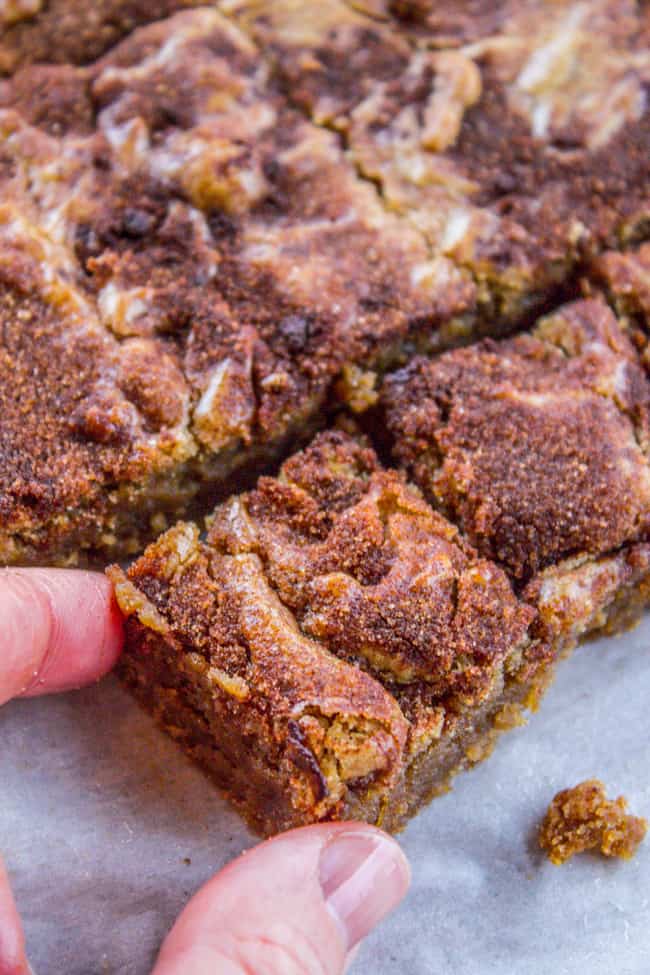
[1,4,650,835]
[225,0,650,323]
[1,5,649,564]
[383,299,650,581]
[0,213,197,564]
[1,0,649,843]
[0,1,202,74]
[207,431,534,704]
[112,516,411,832]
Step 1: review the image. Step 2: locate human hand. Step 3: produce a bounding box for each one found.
[0,569,411,975]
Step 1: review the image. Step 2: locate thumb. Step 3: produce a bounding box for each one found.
[152,823,410,975]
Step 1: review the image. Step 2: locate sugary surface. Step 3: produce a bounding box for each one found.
[207,431,534,706]
[383,299,650,581]
[3,0,650,843]
[0,1,201,72]
[1,3,649,564]
[0,210,196,562]
[114,426,650,832]
[226,0,650,322]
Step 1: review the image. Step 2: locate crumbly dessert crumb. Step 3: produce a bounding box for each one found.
[539,779,647,865]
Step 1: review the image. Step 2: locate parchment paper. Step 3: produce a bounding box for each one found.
[2,617,649,974]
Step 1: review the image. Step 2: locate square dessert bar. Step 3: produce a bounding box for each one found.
[110,431,540,834]
[383,298,650,644]
[110,407,650,836]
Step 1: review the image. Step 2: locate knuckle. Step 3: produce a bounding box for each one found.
[224,921,335,975]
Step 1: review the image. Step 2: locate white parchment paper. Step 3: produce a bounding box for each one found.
[2,617,649,974]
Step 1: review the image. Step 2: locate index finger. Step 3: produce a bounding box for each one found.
[0,855,29,975]
[0,569,123,706]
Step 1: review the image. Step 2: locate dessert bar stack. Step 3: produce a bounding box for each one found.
[1,0,650,833]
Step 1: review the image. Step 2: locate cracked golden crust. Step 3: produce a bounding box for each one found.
[110,518,410,826]
[208,431,534,705]
[231,0,649,160]
[113,429,650,832]
[1,2,649,573]
[383,299,650,581]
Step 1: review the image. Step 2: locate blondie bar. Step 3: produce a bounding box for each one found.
[1,3,648,566]
[110,431,543,833]
[383,297,650,661]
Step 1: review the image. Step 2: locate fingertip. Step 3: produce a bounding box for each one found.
[0,569,124,704]
[83,571,125,679]
[21,569,125,696]
[318,824,411,951]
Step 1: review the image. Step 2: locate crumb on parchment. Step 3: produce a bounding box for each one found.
[539,779,647,866]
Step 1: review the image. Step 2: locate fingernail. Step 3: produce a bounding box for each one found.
[319,829,410,950]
